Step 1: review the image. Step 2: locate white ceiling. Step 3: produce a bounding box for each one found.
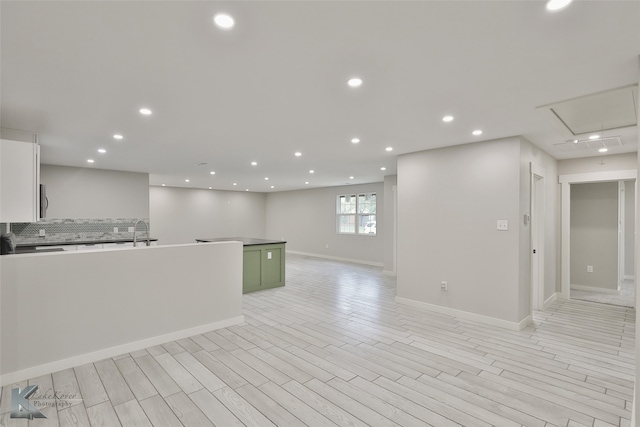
[1,1,638,192]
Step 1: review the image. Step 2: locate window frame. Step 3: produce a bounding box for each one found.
[336,192,377,236]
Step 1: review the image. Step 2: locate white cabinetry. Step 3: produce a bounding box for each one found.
[133,241,157,247]
[102,242,134,249]
[76,244,104,251]
[36,245,78,251]
[0,139,40,222]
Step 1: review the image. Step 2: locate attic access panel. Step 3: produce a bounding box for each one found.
[543,84,638,136]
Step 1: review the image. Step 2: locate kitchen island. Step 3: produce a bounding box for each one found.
[196,237,286,293]
[1,241,244,384]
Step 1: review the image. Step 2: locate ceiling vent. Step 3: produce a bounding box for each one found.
[537,84,638,137]
[553,136,624,152]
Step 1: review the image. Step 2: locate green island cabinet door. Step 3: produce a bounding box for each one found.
[242,243,285,293]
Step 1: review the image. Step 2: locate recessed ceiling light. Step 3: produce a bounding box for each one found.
[213,13,235,29]
[139,108,152,115]
[264,177,269,180]
[573,139,579,144]
[381,167,387,171]
[162,184,166,186]
[589,134,600,140]
[87,159,95,163]
[245,189,249,192]
[209,187,212,190]
[251,161,257,166]
[347,77,363,88]
[545,0,572,11]
[98,148,106,154]
[233,182,237,186]
[113,134,123,140]
[210,171,216,175]
[442,115,454,122]
[294,152,302,157]
[349,176,355,180]
[472,130,483,136]
[599,147,608,153]
[270,185,275,189]
[309,170,315,174]
[185,179,190,183]
[385,147,393,152]
[305,181,309,185]
[351,138,360,144]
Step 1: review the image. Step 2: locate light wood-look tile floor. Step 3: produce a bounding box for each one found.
[1,254,635,426]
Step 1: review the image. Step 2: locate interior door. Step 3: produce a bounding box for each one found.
[531,164,545,311]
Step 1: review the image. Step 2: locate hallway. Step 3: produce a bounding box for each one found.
[571,279,635,308]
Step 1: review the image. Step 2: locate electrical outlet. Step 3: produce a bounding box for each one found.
[113,227,119,233]
[587,265,593,273]
[497,220,509,231]
[267,251,272,260]
[441,281,448,291]
[39,229,46,237]
[325,244,329,249]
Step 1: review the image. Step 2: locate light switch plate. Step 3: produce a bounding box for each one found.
[39,229,46,237]
[497,220,509,231]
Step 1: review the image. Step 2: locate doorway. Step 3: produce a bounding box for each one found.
[560,170,637,307]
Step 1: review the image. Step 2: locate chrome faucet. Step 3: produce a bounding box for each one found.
[133,220,150,247]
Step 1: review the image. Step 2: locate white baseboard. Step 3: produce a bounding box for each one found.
[571,284,620,294]
[0,316,244,386]
[517,315,532,331]
[395,297,531,331]
[287,250,383,268]
[544,292,558,309]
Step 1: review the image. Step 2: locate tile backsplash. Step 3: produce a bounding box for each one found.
[10,218,150,245]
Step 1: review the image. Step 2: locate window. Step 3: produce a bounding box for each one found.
[337,193,377,235]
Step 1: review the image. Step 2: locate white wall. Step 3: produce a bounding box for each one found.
[570,182,619,291]
[635,133,639,426]
[397,138,524,324]
[558,152,637,175]
[149,186,267,245]
[151,183,386,265]
[0,242,243,384]
[265,183,384,265]
[383,175,397,274]
[41,164,149,218]
[634,56,639,425]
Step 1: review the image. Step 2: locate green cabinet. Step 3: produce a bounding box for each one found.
[195,238,286,294]
[242,243,285,293]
